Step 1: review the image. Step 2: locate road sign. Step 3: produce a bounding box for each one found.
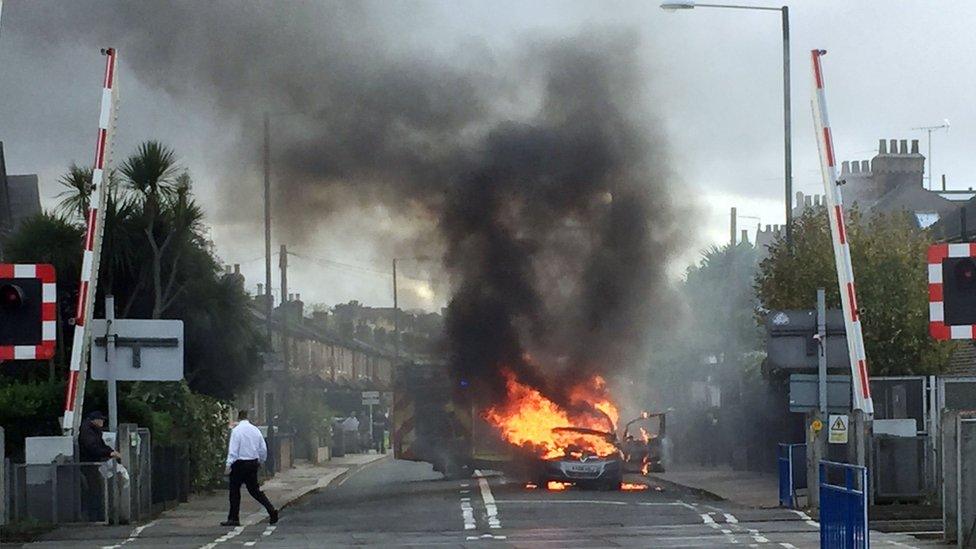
[789,374,851,413]
[362,391,380,399]
[828,414,849,444]
[90,319,184,381]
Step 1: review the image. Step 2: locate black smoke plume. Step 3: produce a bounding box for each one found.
[9,1,684,406]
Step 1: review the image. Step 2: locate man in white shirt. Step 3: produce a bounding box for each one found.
[221,410,278,527]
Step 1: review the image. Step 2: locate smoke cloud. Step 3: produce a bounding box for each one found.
[11,1,687,405]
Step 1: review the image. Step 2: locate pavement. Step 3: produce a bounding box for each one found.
[17,452,388,548]
[654,464,782,508]
[13,455,948,548]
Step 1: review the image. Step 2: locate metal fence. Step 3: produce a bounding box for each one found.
[151,445,190,510]
[9,462,111,524]
[778,443,806,508]
[957,417,976,548]
[819,460,868,549]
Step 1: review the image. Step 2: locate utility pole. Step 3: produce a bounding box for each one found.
[263,113,273,341]
[279,244,288,370]
[782,5,792,248]
[393,258,399,366]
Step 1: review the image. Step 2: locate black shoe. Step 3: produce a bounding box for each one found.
[220,520,240,527]
[269,509,279,525]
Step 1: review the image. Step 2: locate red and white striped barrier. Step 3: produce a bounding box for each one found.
[63,48,119,433]
[810,50,873,414]
[927,243,976,340]
[0,264,56,360]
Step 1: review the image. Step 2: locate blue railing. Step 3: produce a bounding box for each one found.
[819,460,869,549]
[778,443,807,508]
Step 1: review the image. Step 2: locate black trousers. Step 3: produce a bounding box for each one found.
[228,459,275,521]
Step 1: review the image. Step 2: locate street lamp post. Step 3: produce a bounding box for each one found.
[392,256,433,367]
[661,1,792,246]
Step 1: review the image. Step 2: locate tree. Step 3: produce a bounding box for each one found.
[120,141,186,318]
[756,206,955,376]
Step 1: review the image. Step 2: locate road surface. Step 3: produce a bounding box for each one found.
[25,457,936,548]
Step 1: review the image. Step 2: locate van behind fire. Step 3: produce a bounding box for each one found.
[392,360,512,478]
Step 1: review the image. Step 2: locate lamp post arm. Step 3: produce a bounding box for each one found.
[694,3,783,11]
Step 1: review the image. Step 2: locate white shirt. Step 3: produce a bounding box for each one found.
[226,419,268,466]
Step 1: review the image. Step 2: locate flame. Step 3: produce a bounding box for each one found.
[546,481,570,491]
[483,370,620,460]
[621,482,649,491]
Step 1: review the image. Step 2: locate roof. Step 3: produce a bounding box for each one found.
[0,142,41,234]
[947,342,976,377]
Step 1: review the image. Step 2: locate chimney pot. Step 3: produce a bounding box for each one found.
[740,229,749,244]
[861,160,870,173]
[765,224,771,232]
[900,139,908,154]
[890,139,898,154]
[296,293,301,301]
[911,139,920,154]
[224,265,232,274]
[257,283,264,294]
[234,264,241,274]
[842,161,851,174]
[805,195,812,207]
[878,139,887,154]
[851,161,860,173]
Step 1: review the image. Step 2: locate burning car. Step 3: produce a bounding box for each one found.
[533,427,624,490]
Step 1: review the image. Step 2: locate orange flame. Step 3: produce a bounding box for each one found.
[483,370,620,460]
[621,482,649,491]
[546,481,570,491]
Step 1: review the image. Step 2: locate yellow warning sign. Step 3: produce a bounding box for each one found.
[828,414,849,444]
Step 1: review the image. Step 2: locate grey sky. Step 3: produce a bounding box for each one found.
[1,1,972,310]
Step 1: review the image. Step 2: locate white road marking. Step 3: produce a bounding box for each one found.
[724,512,739,524]
[477,475,502,529]
[885,541,919,548]
[200,525,246,549]
[263,526,276,536]
[460,498,476,530]
[101,520,158,549]
[748,528,769,543]
[780,543,798,549]
[790,509,819,528]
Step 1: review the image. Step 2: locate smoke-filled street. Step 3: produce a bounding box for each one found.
[3,2,976,547]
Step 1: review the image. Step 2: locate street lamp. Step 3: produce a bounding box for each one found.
[661,1,793,246]
[392,256,434,366]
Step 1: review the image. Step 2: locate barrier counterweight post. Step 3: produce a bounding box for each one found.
[62,48,120,434]
[809,50,874,415]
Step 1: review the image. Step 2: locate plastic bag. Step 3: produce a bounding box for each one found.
[98,459,130,486]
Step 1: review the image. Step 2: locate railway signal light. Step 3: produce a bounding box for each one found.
[0,264,57,360]
[929,244,976,339]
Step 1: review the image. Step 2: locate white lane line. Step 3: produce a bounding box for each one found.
[885,541,919,548]
[748,528,769,543]
[790,509,819,528]
[780,543,798,549]
[101,520,158,549]
[460,498,476,530]
[200,525,246,549]
[674,500,697,510]
[477,475,502,529]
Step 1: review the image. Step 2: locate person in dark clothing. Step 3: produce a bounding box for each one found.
[79,411,120,462]
[78,411,120,521]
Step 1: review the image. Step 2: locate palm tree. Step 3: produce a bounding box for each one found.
[54,164,93,222]
[120,141,182,318]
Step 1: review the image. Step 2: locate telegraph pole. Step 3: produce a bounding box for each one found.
[263,113,273,341]
[279,244,289,370]
[393,258,399,366]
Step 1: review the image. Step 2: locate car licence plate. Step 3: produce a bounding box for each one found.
[565,463,601,474]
